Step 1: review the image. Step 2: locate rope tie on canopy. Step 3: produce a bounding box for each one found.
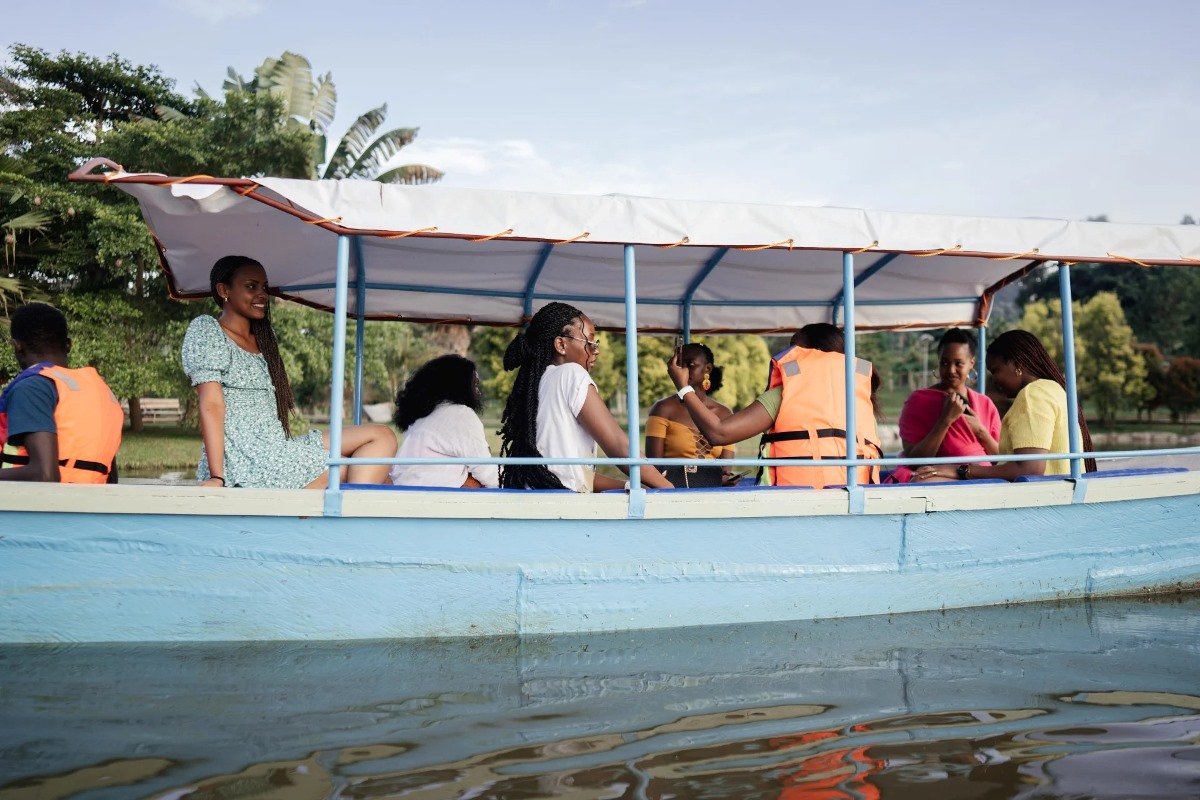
[236,185,259,196]
[848,241,879,254]
[164,175,216,185]
[1182,256,1200,262]
[304,216,343,225]
[910,244,963,257]
[734,239,794,252]
[988,248,1040,261]
[553,232,590,245]
[1107,252,1153,268]
[468,228,513,243]
[656,236,690,249]
[382,226,438,239]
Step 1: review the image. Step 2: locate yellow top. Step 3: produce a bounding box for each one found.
[999,379,1075,476]
[646,415,729,459]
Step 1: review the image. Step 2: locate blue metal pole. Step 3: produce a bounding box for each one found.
[1058,262,1084,481]
[353,237,367,426]
[624,244,644,516]
[977,324,988,396]
[842,251,859,492]
[327,236,350,496]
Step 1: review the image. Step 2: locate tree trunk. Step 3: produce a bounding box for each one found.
[128,396,144,433]
[427,323,471,356]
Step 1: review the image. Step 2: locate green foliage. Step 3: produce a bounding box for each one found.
[1020,293,1151,426]
[1134,342,1168,419]
[1163,356,1200,425]
[270,301,427,411]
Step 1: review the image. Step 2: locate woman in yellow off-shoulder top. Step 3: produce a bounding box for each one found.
[645,342,736,487]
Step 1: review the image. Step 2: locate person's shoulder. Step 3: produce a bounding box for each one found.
[186,315,220,333]
[647,396,678,418]
[548,362,594,385]
[708,399,733,418]
[8,372,56,401]
[439,401,484,424]
[1026,379,1065,401]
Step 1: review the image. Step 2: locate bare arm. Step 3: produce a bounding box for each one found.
[576,385,672,489]
[903,392,960,459]
[195,381,227,487]
[915,447,1049,482]
[0,431,60,482]
[963,410,1001,456]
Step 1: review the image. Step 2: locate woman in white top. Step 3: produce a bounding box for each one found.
[498,302,672,492]
[390,355,498,488]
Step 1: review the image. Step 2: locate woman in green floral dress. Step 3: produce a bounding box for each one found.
[182,256,396,489]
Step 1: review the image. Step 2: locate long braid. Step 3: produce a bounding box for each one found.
[499,302,585,489]
[251,308,296,438]
[210,255,296,438]
[989,330,1097,472]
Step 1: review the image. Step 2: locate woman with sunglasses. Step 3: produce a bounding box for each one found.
[499,302,672,492]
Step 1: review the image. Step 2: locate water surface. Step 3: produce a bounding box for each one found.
[2,595,1198,798]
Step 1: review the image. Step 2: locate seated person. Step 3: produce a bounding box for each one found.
[668,323,881,489]
[889,328,1001,482]
[646,342,735,487]
[390,354,498,488]
[498,302,672,492]
[912,329,1097,481]
[0,302,123,483]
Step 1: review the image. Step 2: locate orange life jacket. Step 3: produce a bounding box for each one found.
[0,366,124,483]
[762,346,881,488]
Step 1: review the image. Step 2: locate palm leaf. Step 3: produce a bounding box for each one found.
[321,105,388,179]
[375,164,445,185]
[260,52,318,127]
[3,211,52,233]
[347,125,420,181]
[155,104,189,122]
[310,73,337,135]
[222,65,251,93]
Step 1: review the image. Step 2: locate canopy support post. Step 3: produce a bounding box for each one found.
[1058,261,1086,496]
[842,251,864,513]
[624,244,646,518]
[352,236,367,426]
[523,243,554,322]
[324,235,350,516]
[977,324,988,396]
[682,247,729,342]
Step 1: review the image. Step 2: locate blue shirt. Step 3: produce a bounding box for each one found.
[5,376,58,444]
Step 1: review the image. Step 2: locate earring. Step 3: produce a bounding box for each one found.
[968,369,978,385]
[1015,368,1022,376]
[702,376,711,391]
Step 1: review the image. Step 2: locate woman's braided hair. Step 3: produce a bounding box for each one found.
[210,255,297,438]
[987,329,1097,473]
[498,301,585,489]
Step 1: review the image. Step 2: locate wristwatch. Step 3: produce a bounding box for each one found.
[956,464,971,480]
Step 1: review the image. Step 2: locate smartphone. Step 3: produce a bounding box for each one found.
[674,335,684,365]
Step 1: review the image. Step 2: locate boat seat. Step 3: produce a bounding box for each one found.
[863,478,1009,488]
[1014,466,1189,483]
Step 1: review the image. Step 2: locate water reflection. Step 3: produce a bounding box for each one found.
[2,596,1199,799]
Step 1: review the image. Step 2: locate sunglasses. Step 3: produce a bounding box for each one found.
[560,334,601,354]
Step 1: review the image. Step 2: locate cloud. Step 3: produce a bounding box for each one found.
[170,0,264,25]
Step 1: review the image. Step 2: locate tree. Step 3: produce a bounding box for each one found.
[1133,342,1167,421]
[219,52,443,184]
[1163,356,1200,427]
[1073,292,1149,427]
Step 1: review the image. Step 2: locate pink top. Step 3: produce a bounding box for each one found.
[899,386,1002,463]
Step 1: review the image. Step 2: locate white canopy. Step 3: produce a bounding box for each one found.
[99,168,1200,333]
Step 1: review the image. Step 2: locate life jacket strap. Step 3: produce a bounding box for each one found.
[2,454,110,474]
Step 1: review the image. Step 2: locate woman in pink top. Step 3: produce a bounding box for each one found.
[892,328,1001,483]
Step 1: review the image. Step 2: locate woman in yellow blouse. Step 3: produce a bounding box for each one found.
[912,329,1097,481]
[646,342,736,487]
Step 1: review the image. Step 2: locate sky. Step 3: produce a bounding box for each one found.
[6,0,1199,224]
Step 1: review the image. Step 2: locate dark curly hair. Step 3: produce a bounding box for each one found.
[394,354,482,431]
[10,302,69,353]
[937,327,977,357]
[498,301,586,489]
[791,323,844,353]
[210,255,296,437]
[987,329,1096,473]
[683,342,724,395]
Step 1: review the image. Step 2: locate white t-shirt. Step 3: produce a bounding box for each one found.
[390,402,499,488]
[537,363,597,493]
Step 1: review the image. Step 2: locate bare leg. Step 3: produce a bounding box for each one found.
[306,425,397,488]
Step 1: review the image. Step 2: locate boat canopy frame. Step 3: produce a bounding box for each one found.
[68,159,1200,516]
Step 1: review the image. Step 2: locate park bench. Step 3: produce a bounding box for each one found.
[121,398,183,423]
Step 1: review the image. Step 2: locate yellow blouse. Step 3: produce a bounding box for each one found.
[646,415,729,459]
[998,379,1073,476]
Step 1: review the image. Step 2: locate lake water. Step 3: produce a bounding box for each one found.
[2,595,1199,799]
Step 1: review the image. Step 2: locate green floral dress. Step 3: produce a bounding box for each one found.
[182,315,328,488]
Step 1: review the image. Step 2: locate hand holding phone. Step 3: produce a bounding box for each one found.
[674,335,684,366]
